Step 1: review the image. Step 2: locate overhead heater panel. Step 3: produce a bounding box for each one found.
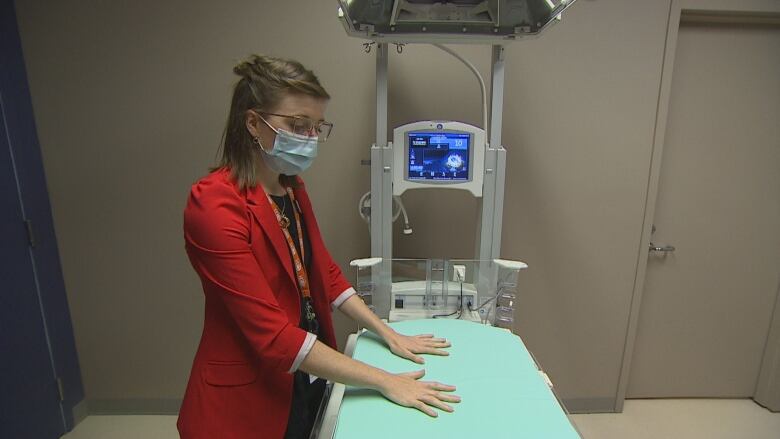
[337,0,577,43]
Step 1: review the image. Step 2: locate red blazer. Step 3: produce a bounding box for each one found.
[177,168,354,439]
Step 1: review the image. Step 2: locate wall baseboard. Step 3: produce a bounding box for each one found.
[71,399,90,429]
[562,397,617,414]
[87,398,182,415]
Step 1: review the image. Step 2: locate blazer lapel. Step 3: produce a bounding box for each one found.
[245,185,296,289]
[292,185,328,289]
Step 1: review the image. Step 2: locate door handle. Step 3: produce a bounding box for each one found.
[649,242,676,253]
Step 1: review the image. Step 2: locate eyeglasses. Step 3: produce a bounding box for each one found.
[254,110,333,143]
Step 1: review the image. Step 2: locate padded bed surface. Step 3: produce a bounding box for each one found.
[334,319,580,439]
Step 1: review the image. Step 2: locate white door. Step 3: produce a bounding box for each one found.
[627,21,780,398]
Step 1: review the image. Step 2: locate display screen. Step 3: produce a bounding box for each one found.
[407,132,470,181]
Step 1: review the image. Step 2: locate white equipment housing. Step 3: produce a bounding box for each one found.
[389,280,481,321]
[393,121,486,197]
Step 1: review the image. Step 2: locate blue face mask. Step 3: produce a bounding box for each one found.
[258,128,318,175]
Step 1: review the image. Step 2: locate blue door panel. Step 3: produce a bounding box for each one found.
[0,0,85,427]
[1,0,85,436]
[0,99,64,439]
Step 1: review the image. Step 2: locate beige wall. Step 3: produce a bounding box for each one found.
[388,0,672,411]
[14,0,374,405]
[16,0,673,412]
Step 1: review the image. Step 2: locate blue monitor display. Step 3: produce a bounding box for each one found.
[407,132,470,181]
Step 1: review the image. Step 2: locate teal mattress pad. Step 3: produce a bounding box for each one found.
[334,319,580,438]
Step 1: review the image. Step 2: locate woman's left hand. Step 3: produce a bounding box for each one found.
[386,333,451,364]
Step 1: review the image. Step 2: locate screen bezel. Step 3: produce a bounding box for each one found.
[404,129,475,184]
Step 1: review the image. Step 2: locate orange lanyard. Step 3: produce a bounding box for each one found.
[266,187,312,300]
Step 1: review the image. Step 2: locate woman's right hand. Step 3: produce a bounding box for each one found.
[378,369,461,417]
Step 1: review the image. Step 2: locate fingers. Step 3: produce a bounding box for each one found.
[398,369,426,380]
[420,347,450,356]
[392,335,452,364]
[384,375,461,418]
[426,381,457,392]
[414,401,438,417]
[418,335,447,344]
[411,334,451,346]
[420,395,454,413]
[403,346,449,359]
[434,392,462,403]
[403,350,425,364]
[392,346,426,364]
[417,338,451,350]
[416,336,450,346]
[421,341,451,350]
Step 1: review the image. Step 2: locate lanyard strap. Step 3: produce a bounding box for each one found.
[266,187,311,299]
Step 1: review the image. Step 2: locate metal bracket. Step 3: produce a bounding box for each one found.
[57,377,65,402]
[25,219,35,247]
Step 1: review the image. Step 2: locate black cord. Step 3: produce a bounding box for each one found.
[432,282,464,319]
[456,282,463,319]
[432,310,458,319]
[468,295,497,312]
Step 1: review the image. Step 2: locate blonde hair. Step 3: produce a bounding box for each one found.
[213,54,330,190]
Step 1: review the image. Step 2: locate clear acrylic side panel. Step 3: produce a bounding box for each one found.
[389,258,429,284]
[428,259,447,311]
[352,258,522,329]
[388,258,433,320]
[446,259,496,324]
[446,259,520,330]
[354,264,377,314]
[354,258,431,320]
[493,263,520,331]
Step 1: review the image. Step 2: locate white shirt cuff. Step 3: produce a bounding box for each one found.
[288,332,317,373]
[331,287,357,311]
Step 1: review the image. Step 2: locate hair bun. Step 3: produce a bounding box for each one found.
[230,54,329,109]
[232,59,255,79]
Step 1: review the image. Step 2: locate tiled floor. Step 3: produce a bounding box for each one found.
[62,399,780,439]
[569,399,780,439]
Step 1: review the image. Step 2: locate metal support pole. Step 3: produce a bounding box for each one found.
[375,43,389,150]
[490,45,508,261]
[489,45,505,149]
[478,45,506,260]
[371,43,392,316]
[477,45,506,291]
[371,43,388,258]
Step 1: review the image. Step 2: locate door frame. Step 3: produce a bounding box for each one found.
[615,0,780,413]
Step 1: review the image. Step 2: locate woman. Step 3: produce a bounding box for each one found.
[178,54,460,439]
